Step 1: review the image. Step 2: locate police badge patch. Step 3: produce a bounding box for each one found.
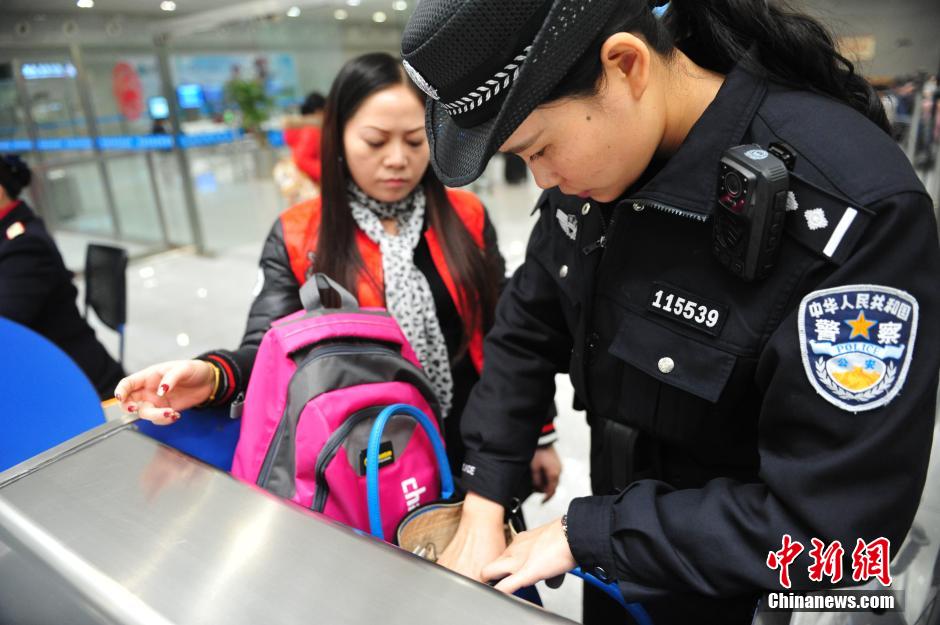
[556,209,577,241]
[798,285,918,412]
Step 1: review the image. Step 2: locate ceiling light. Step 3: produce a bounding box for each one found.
[286,5,301,17]
[372,11,387,22]
[176,333,191,347]
[334,9,348,20]
[76,0,94,8]
[346,0,361,6]
[392,1,407,10]
[160,0,176,11]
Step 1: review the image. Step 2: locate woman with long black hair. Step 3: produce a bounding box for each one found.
[400,1,940,623]
[115,52,561,488]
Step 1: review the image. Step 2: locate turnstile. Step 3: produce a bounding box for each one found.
[0,420,574,625]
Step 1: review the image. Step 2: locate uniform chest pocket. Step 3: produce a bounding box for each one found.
[608,311,738,445]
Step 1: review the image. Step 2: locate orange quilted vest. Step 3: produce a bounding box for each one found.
[280,188,487,373]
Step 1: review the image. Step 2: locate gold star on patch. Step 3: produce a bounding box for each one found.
[845,311,876,340]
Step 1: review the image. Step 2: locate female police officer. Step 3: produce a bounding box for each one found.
[400,0,940,623]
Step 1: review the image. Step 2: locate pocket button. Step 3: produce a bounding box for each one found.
[658,357,675,374]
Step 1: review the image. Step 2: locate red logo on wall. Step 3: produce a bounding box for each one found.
[112,62,143,121]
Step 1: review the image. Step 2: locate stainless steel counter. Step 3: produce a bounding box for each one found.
[0,422,574,625]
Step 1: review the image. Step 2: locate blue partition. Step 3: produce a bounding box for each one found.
[0,318,104,472]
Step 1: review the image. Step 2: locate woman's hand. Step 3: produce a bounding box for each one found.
[437,492,507,581]
[113,360,215,425]
[481,517,576,595]
[530,444,562,502]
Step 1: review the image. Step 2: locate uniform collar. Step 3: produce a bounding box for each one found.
[621,64,768,220]
[0,199,21,223]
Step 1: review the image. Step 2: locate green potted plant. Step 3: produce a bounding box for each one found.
[225,78,273,143]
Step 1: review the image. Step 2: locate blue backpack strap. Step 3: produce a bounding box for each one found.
[571,567,654,625]
[366,403,454,541]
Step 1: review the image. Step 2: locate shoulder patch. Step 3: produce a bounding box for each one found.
[555,208,578,241]
[798,285,918,413]
[784,174,872,265]
[6,221,25,240]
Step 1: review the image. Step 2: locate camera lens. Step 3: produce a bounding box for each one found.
[724,171,744,198]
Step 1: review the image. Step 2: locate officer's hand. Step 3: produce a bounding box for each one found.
[481,517,576,595]
[530,444,562,502]
[437,492,507,582]
[114,360,215,425]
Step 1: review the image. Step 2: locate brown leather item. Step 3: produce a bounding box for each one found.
[396,500,518,563]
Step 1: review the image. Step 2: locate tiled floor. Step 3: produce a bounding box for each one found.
[64,156,940,624]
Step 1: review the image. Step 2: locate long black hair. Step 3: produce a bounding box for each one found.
[547,0,889,133]
[317,52,499,354]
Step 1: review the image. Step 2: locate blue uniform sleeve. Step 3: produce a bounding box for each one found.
[568,190,940,600]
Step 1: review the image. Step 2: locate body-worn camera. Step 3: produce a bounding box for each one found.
[712,144,791,281]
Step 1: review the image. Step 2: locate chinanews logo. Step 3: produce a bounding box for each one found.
[798,285,918,412]
[764,535,899,613]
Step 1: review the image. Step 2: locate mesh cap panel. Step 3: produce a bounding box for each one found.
[402,1,547,83]
[404,0,624,186]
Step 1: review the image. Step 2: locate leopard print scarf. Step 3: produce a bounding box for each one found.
[348,182,454,419]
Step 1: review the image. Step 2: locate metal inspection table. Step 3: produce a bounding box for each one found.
[0,419,574,625]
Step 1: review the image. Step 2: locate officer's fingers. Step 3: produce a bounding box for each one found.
[480,552,524,583]
[136,401,181,426]
[494,567,541,595]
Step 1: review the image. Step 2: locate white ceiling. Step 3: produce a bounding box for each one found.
[1,0,410,18]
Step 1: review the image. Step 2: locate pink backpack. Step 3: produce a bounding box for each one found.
[231,274,451,539]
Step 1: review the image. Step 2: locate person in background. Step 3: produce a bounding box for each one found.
[115,53,561,496]
[285,91,326,185]
[0,154,124,400]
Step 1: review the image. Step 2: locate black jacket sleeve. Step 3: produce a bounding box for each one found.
[459,201,572,503]
[200,219,302,404]
[481,208,557,445]
[567,191,940,600]
[0,233,57,324]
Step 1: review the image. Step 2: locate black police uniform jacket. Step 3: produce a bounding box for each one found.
[0,201,124,399]
[458,64,940,607]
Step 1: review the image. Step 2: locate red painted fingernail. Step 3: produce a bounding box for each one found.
[164,410,173,418]
[160,384,169,394]
[171,413,181,421]
[128,405,137,413]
